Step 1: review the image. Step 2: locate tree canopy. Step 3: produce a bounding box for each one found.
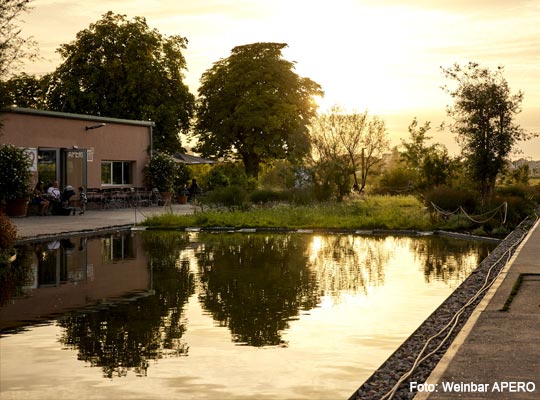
[0,0,38,109]
[193,42,323,179]
[442,62,535,203]
[46,12,195,152]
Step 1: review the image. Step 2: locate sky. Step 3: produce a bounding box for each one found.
[16,0,540,159]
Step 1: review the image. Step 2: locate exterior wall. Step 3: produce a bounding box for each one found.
[0,109,152,189]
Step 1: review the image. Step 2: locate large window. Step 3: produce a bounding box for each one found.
[101,161,133,185]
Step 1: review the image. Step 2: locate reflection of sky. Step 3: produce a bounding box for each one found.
[0,233,492,400]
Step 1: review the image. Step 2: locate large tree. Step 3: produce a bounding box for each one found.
[46,12,195,152]
[442,62,535,203]
[194,42,323,179]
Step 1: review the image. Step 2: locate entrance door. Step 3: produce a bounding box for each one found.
[63,149,87,191]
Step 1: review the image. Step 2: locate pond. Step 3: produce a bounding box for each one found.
[0,231,496,400]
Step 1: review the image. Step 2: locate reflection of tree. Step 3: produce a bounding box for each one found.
[58,232,194,378]
[409,237,495,284]
[195,233,320,347]
[308,235,388,295]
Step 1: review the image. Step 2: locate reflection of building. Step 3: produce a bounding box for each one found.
[0,234,151,331]
[0,107,154,191]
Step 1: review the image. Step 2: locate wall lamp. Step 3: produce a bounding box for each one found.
[85,123,106,130]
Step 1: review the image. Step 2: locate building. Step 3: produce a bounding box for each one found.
[0,107,154,191]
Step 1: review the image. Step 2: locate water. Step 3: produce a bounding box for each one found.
[0,231,495,400]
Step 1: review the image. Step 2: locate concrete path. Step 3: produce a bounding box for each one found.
[415,218,540,399]
[12,204,197,241]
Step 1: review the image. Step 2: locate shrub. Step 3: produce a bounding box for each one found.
[143,152,178,192]
[202,185,248,209]
[424,185,478,213]
[0,144,33,201]
[249,189,287,204]
[0,212,17,250]
[376,166,416,195]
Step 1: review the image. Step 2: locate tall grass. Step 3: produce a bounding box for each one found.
[142,195,436,231]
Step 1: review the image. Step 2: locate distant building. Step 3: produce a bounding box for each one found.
[511,158,540,177]
[0,107,154,190]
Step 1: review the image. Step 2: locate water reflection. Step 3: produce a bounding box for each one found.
[0,231,496,391]
[58,231,194,378]
[194,233,320,347]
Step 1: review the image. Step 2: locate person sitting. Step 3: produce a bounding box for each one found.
[32,181,50,215]
[47,180,61,202]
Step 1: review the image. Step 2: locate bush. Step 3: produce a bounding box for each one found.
[0,212,17,250]
[143,152,178,192]
[376,167,416,195]
[249,189,287,204]
[0,144,33,201]
[202,185,248,209]
[424,185,478,213]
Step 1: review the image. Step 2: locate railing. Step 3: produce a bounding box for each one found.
[86,188,159,209]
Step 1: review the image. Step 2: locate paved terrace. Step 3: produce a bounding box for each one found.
[416,218,540,400]
[12,204,197,241]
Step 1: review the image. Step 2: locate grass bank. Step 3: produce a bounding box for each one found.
[142,196,438,231]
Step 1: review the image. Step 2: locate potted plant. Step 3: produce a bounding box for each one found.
[143,152,178,204]
[174,163,192,204]
[0,144,33,217]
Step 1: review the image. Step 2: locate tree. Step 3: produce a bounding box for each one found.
[46,12,195,152]
[400,118,454,190]
[442,62,535,204]
[0,72,47,108]
[1,0,38,111]
[310,108,389,197]
[194,42,323,179]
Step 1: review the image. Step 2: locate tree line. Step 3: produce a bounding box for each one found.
[1,7,537,206]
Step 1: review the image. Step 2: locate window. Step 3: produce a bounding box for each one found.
[102,235,136,262]
[101,161,133,185]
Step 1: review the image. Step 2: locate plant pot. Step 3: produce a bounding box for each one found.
[5,198,29,217]
[177,195,188,204]
[161,191,173,205]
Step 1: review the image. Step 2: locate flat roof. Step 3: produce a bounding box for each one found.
[2,107,155,127]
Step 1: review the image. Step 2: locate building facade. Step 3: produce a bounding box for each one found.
[0,107,154,191]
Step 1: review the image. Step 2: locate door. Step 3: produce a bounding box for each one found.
[63,149,87,191]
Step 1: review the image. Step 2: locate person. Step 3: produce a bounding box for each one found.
[78,186,87,215]
[32,181,50,215]
[188,178,201,201]
[47,180,61,202]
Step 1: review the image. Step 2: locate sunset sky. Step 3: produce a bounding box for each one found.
[18,0,540,158]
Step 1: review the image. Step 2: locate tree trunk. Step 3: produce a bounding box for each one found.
[241,153,260,180]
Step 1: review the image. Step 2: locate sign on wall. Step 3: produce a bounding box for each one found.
[25,148,38,172]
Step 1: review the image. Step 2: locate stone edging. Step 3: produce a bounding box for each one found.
[348,218,536,400]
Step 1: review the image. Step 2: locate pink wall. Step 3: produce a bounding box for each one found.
[0,109,152,188]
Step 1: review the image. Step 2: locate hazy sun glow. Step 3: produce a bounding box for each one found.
[16,0,540,157]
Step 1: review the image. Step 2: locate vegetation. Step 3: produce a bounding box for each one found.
[442,62,536,204]
[310,108,390,199]
[193,42,323,179]
[143,196,436,231]
[45,12,195,152]
[0,144,33,201]
[143,152,180,193]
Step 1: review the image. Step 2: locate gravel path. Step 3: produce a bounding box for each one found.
[349,218,537,400]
